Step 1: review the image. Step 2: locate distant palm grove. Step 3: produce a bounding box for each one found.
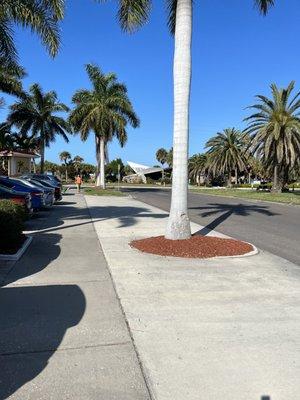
[1,0,299,239]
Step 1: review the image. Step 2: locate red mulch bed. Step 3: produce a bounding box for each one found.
[130,235,253,258]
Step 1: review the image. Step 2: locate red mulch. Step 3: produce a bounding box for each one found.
[130,235,253,258]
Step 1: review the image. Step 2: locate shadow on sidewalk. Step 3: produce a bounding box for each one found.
[0,199,86,399]
[191,203,278,235]
[34,205,167,234]
[1,233,61,287]
[0,284,86,400]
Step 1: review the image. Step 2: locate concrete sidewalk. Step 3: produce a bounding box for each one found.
[86,194,300,400]
[0,193,150,400]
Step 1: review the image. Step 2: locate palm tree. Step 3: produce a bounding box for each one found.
[205,128,248,187]
[59,151,71,182]
[98,0,275,239]
[188,153,207,185]
[156,148,168,167]
[0,123,14,150]
[0,0,64,65]
[156,148,168,181]
[0,61,26,103]
[8,83,71,173]
[73,155,84,173]
[244,81,300,192]
[166,147,173,168]
[69,64,139,189]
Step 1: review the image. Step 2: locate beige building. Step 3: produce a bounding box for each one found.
[0,150,40,176]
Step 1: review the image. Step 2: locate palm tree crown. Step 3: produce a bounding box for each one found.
[244,81,300,189]
[205,128,248,185]
[0,61,26,102]
[59,151,71,165]
[0,123,14,150]
[100,1,274,33]
[69,64,139,187]
[156,148,168,166]
[0,0,64,65]
[188,153,207,183]
[8,83,70,172]
[73,155,84,164]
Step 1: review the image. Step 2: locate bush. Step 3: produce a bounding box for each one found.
[0,200,25,253]
[160,177,172,185]
[288,182,300,188]
[235,183,258,188]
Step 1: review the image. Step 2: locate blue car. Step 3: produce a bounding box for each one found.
[0,176,45,210]
[13,178,54,207]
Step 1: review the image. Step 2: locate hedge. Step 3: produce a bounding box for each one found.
[0,200,25,254]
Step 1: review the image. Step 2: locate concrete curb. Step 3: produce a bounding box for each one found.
[0,235,32,262]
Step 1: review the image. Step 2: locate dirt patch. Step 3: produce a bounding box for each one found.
[130,235,254,258]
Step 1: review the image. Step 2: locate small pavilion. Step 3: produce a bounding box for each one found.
[0,150,40,176]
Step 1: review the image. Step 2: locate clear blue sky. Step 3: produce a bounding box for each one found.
[1,0,300,166]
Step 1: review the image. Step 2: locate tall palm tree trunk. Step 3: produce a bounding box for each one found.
[165,0,192,240]
[95,135,101,186]
[272,164,283,193]
[100,137,106,189]
[65,163,68,182]
[227,173,232,188]
[40,137,45,174]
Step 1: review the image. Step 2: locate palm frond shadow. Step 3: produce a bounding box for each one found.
[25,203,167,235]
[190,203,279,235]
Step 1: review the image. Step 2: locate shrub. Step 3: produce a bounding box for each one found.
[288,182,300,188]
[235,183,259,188]
[0,200,25,253]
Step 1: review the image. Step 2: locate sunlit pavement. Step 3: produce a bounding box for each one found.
[86,194,300,400]
[0,192,150,400]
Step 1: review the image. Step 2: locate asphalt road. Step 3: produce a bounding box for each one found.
[121,188,300,265]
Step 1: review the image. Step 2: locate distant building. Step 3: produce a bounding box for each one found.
[0,150,40,176]
[123,162,164,183]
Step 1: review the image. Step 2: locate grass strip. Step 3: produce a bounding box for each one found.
[190,188,300,205]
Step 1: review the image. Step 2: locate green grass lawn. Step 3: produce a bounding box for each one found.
[84,187,124,196]
[190,188,300,205]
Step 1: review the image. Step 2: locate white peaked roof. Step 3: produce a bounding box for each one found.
[127,161,163,175]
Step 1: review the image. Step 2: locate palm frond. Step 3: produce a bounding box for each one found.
[117,0,152,33]
[254,0,275,15]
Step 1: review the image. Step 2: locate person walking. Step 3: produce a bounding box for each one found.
[75,174,83,193]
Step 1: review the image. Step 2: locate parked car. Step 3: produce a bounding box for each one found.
[21,173,62,188]
[0,176,45,210]
[13,178,54,207]
[0,185,33,214]
[25,178,62,202]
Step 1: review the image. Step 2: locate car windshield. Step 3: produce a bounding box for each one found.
[30,179,53,189]
[14,179,36,188]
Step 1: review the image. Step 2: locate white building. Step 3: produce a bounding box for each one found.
[124,161,163,183]
[0,150,40,176]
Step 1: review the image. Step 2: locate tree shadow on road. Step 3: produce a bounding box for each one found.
[190,203,279,235]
